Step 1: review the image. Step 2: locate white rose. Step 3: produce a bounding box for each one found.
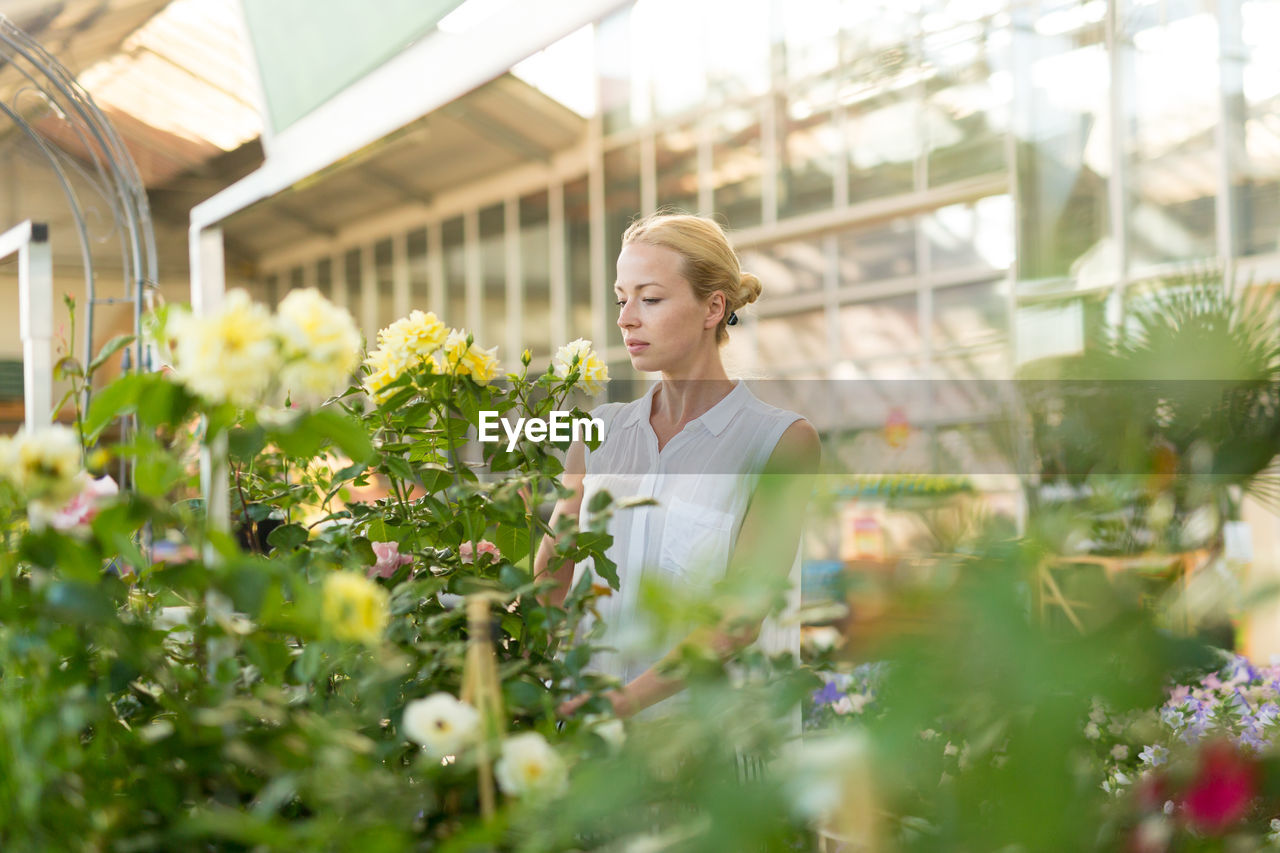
[402,693,480,757]
[3,426,83,506]
[275,288,362,405]
[584,715,626,751]
[495,731,567,797]
[170,290,280,408]
[552,338,609,395]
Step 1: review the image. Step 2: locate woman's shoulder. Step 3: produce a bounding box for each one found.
[735,381,809,428]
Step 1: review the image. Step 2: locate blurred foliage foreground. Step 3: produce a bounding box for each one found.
[1,283,1279,852]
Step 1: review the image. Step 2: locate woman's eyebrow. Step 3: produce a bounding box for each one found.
[614,281,663,293]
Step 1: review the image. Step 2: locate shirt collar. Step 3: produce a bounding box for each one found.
[616,379,748,436]
[692,379,748,436]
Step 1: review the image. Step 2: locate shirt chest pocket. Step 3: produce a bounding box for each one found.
[658,496,736,583]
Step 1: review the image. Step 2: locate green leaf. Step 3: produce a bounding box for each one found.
[227,425,266,460]
[309,407,377,464]
[88,334,136,374]
[266,524,308,552]
[84,373,147,441]
[493,524,531,567]
[137,378,195,429]
[592,552,619,590]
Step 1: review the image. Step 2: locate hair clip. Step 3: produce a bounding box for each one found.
[727,311,739,326]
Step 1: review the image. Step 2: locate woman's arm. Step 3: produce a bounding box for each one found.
[532,439,587,609]
[561,419,822,718]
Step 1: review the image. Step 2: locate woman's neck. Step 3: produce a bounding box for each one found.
[653,354,735,427]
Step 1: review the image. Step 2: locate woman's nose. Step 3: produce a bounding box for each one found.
[617,300,637,328]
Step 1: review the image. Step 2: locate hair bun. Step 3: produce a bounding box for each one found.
[739,272,762,306]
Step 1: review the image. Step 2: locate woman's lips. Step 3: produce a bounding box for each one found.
[626,341,649,354]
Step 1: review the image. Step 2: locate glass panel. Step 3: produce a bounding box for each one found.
[442,216,466,330]
[1122,5,1218,268]
[564,177,593,340]
[780,0,841,82]
[740,236,826,298]
[838,295,920,359]
[923,22,1010,185]
[638,0,706,118]
[407,228,429,311]
[375,239,395,331]
[841,0,922,62]
[316,258,332,299]
[841,5,924,207]
[712,104,764,229]
[837,217,918,285]
[932,280,1007,351]
[597,7,639,134]
[757,310,829,371]
[1231,0,1280,257]
[923,195,1014,272]
[479,204,506,350]
[520,190,552,357]
[1013,5,1110,283]
[780,81,839,219]
[933,349,1011,425]
[704,0,770,102]
[656,123,699,215]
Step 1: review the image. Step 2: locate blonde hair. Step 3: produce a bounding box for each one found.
[622,212,762,345]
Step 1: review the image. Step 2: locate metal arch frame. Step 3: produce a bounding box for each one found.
[0,14,159,412]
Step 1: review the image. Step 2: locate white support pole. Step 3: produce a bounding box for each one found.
[392,231,411,321]
[4,221,53,432]
[189,225,230,536]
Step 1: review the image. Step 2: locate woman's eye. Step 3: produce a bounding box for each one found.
[642,298,660,304]
[615,300,626,307]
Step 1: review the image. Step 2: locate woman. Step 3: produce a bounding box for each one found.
[535,212,820,719]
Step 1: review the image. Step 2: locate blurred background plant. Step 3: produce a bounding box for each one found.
[7,281,1280,851]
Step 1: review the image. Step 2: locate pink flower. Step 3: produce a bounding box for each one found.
[368,540,414,579]
[47,475,118,532]
[458,539,500,564]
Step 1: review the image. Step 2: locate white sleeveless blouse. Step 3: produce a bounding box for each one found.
[572,379,806,685]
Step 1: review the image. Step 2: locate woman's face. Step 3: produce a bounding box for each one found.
[614,242,718,372]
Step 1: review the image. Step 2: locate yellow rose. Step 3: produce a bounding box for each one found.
[552,338,609,395]
[362,344,421,402]
[275,288,363,405]
[377,310,446,361]
[170,290,280,408]
[441,329,500,385]
[322,571,389,645]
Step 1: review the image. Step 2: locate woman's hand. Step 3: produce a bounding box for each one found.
[557,690,629,719]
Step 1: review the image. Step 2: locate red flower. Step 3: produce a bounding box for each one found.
[1180,739,1258,833]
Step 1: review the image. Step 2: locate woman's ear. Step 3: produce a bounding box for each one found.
[705,291,727,330]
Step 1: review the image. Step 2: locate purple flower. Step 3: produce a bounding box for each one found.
[812,681,844,706]
[1226,655,1260,684]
